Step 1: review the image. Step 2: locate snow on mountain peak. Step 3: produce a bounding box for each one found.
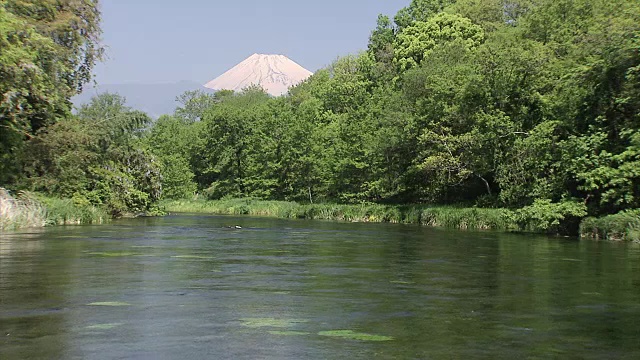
[204,54,313,96]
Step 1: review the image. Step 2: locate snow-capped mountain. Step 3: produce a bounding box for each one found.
[204,54,313,96]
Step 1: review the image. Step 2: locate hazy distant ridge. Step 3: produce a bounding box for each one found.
[73,81,214,118]
[73,54,313,116]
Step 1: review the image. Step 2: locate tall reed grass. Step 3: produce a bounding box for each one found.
[39,197,109,226]
[0,188,109,230]
[0,188,47,230]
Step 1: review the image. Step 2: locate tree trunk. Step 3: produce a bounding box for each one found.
[476,174,492,196]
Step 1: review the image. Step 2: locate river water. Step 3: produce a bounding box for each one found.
[1,214,640,359]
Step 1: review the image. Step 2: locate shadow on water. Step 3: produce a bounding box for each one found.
[1,214,640,359]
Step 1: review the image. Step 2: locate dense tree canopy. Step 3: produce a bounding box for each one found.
[144,0,638,232]
[20,93,162,216]
[0,0,103,184]
[3,0,639,230]
[394,12,484,71]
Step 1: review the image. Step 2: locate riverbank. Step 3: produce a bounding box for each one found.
[163,198,519,231]
[0,188,108,231]
[162,198,640,242]
[5,191,637,242]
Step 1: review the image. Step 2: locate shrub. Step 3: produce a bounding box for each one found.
[514,199,587,234]
[580,210,640,242]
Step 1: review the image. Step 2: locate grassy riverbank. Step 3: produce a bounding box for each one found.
[5,190,637,241]
[38,197,109,226]
[163,198,519,231]
[163,198,640,241]
[580,210,640,242]
[0,188,108,231]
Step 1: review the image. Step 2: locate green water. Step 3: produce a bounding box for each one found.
[1,214,640,359]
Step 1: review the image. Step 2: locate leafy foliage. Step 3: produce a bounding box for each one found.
[144,0,640,236]
[4,0,640,234]
[20,94,162,216]
[394,12,484,71]
[514,199,587,233]
[580,210,640,242]
[0,0,102,184]
[145,115,200,199]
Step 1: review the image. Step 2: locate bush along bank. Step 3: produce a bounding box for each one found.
[162,198,618,237]
[0,188,109,231]
[580,210,640,242]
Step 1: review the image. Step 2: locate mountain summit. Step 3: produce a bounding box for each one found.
[204,54,313,96]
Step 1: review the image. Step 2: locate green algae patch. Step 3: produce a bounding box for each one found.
[85,323,124,330]
[268,330,310,336]
[86,301,131,307]
[240,318,308,328]
[318,330,394,341]
[88,252,140,257]
[171,255,215,260]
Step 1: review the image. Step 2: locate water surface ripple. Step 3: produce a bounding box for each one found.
[1,214,639,359]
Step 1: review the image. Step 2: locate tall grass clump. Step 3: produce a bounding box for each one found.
[0,188,109,231]
[162,198,298,217]
[417,206,517,230]
[39,197,109,226]
[0,188,47,230]
[580,210,640,242]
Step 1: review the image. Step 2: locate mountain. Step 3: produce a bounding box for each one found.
[204,54,313,96]
[72,81,214,118]
[73,54,313,116]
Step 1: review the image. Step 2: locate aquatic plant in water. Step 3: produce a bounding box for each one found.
[88,252,140,257]
[240,318,308,328]
[86,301,131,306]
[318,330,394,341]
[268,330,310,336]
[85,323,124,330]
[171,255,215,259]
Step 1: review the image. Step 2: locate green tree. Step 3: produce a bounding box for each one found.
[58,0,638,234]
[199,87,270,198]
[368,14,396,64]
[21,93,162,216]
[496,121,566,207]
[240,97,315,200]
[4,0,103,94]
[174,90,224,122]
[0,0,102,185]
[0,7,63,184]
[146,115,200,199]
[394,0,457,30]
[394,12,484,71]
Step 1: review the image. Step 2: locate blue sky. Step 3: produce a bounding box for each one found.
[93,0,410,85]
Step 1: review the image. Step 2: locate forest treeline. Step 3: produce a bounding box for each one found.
[1,0,639,235]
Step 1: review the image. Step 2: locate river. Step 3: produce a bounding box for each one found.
[1,214,640,359]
